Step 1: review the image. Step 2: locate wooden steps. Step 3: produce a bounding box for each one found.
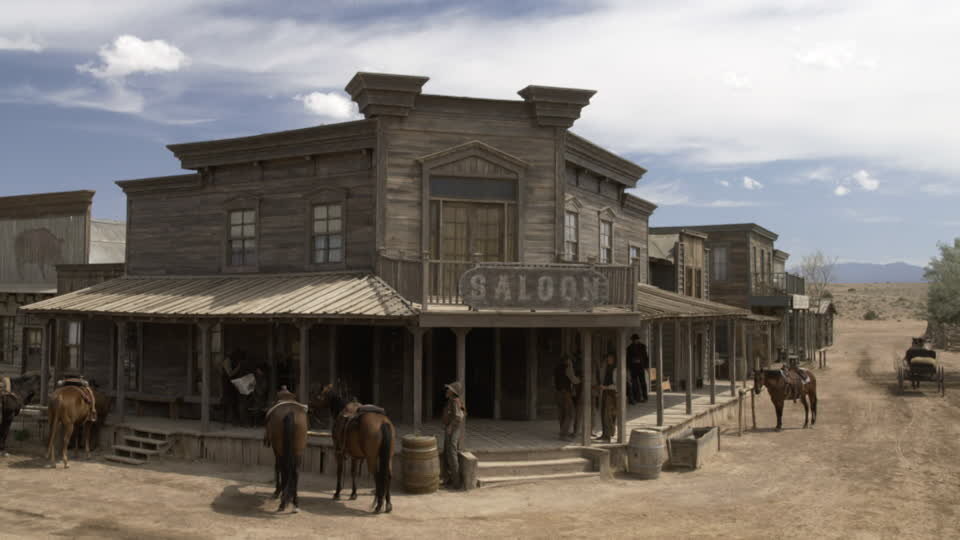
[105,428,172,466]
[474,449,600,488]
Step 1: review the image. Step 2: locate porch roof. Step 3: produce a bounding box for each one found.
[633,283,753,321]
[19,272,416,320]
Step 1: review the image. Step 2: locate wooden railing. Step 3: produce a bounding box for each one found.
[752,272,805,296]
[376,251,642,309]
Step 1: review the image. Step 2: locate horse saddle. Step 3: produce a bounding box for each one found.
[780,369,806,401]
[56,380,97,422]
[335,404,386,454]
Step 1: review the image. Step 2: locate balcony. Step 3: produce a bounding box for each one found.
[751,272,805,298]
[375,251,642,309]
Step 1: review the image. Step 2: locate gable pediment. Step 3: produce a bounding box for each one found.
[598,206,617,221]
[418,140,528,179]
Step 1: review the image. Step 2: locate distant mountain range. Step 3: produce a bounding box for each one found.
[829,262,927,283]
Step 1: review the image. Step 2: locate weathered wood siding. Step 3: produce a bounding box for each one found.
[703,229,750,308]
[125,153,375,276]
[142,323,190,396]
[0,214,88,290]
[82,319,113,387]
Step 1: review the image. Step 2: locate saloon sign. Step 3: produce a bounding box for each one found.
[459,266,609,311]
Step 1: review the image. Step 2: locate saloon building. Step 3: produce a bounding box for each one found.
[23,73,764,463]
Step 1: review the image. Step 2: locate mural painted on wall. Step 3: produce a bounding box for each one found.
[14,228,65,279]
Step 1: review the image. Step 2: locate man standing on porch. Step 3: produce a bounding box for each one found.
[441,381,466,490]
[595,353,618,443]
[554,355,579,440]
[627,334,649,404]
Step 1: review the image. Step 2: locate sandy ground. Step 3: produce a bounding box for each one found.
[829,282,928,321]
[2,318,960,539]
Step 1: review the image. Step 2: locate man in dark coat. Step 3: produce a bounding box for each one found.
[627,334,650,403]
[441,381,466,489]
[554,355,580,440]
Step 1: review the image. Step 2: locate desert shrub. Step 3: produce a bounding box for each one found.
[822,290,834,299]
[848,288,856,292]
[863,310,880,320]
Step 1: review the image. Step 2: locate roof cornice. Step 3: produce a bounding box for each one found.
[565,132,646,187]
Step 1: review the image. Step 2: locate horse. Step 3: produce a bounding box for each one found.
[46,383,98,468]
[311,383,395,513]
[263,389,308,513]
[0,373,41,456]
[68,387,111,451]
[753,367,818,431]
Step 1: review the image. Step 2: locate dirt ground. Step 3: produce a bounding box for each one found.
[829,282,928,321]
[2,318,960,539]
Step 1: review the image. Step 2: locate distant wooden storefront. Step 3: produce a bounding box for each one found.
[23,73,765,448]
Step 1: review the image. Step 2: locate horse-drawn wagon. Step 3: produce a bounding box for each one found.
[897,337,945,396]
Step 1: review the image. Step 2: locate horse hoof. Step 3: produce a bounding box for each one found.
[277,504,286,513]
[271,491,280,500]
[775,427,782,432]
[291,507,299,514]
[349,493,358,501]
[333,494,341,500]
[385,503,393,514]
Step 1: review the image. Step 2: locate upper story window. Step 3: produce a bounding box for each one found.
[228,209,257,266]
[713,246,728,281]
[629,245,639,264]
[599,220,613,264]
[564,211,579,261]
[312,203,344,264]
[66,321,82,370]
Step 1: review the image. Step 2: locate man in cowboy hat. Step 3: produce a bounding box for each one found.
[627,333,650,403]
[441,381,466,489]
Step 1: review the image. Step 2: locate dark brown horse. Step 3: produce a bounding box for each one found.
[312,384,395,513]
[1,373,41,456]
[263,390,308,513]
[68,388,111,451]
[46,385,97,467]
[754,368,818,431]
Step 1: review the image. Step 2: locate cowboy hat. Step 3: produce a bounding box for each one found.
[444,381,464,397]
[630,333,640,340]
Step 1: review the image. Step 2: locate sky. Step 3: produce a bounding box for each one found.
[1,0,958,267]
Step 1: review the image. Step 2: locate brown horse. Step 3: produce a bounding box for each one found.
[68,388,111,451]
[312,384,395,513]
[46,385,97,467]
[263,390,308,513]
[754,368,818,431]
[1,373,41,456]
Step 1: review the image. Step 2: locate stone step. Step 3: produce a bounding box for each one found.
[478,457,593,477]
[113,444,159,460]
[472,448,575,462]
[104,454,147,466]
[123,435,170,451]
[477,471,600,488]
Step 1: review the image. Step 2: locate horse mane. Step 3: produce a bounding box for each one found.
[325,384,352,417]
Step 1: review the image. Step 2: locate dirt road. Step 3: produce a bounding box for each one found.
[2,319,959,539]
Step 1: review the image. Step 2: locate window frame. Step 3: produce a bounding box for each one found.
[223,195,261,273]
[599,218,614,264]
[564,210,580,262]
[304,189,349,270]
[712,245,729,281]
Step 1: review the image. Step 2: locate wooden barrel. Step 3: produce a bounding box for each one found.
[627,428,665,479]
[402,435,440,494]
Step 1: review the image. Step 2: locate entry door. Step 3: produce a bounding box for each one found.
[22,327,43,373]
[439,202,506,262]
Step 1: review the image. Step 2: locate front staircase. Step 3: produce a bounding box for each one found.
[104,428,172,466]
[473,449,599,488]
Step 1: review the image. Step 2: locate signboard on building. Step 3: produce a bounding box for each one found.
[459,265,609,311]
[791,294,810,310]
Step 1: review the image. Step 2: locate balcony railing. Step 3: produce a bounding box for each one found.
[376,250,641,309]
[752,272,805,296]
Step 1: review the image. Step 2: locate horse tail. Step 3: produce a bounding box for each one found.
[376,421,392,499]
[282,412,295,501]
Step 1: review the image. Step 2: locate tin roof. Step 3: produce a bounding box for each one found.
[633,283,753,320]
[20,273,416,319]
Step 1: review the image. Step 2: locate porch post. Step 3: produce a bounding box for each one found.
[328,325,337,387]
[656,321,664,427]
[267,323,276,401]
[730,319,737,397]
[298,321,311,403]
[199,321,211,432]
[710,319,717,404]
[115,320,127,423]
[645,322,652,398]
[40,319,51,406]
[454,328,470,405]
[493,328,502,420]
[767,323,774,369]
[580,329,593,447]
[744,323,752,389]
[424,329,433,418]
[526,328,538,421]
[686,319,693,415]
[372,327,382,405]
[617,328,627,444]
[411,327,425,434]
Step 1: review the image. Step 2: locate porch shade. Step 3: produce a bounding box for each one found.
[19,272,416,319]
[633,283,757,321]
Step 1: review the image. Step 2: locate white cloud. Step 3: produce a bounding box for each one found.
[77,35,188,79]
[834,185,850,196]
[722,71,750,89]
[630,180,764,208]
[704,199,763,208]
[719,180,730,187]
[0,35,43,52]
[742,176,763,190]
[806,167,833,182]
[795,41,857,70]
[851,169,879,191]
[295,91,358,120]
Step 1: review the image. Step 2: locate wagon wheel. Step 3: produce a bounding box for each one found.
[940,366,946,397]
[897,366,904,394]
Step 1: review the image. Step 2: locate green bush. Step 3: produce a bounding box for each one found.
[863,310,880,320]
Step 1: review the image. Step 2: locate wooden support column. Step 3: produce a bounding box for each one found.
[744,324,752,389]
[526,328,538,421]
[580,329,593,446]
[617,328,628,444]
[298,321,311,404]
[115,320,127,423]
[328,325,337,387]
[453,328,470,405]
[267,324,276,402]
[372,327,382,405]
[656,322,665,427]
[645,322,653,399]
[39,320,51,406]
[767,324,774,370]
[410,327,425,434]
[493,328,502,420]
[424,329,433,418]
[730,320,737,397]
[710,320,717,404]
[198,321,211,432]
[686,319,694,415]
